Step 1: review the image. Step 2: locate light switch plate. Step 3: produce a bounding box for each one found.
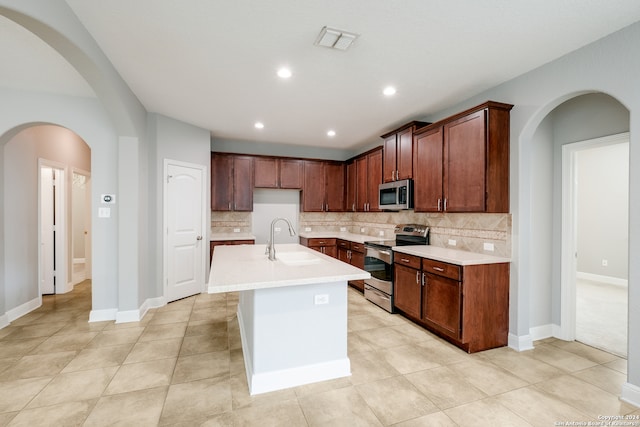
[98,207,111,218]
[483,242,495,251]
[448,239,457,246]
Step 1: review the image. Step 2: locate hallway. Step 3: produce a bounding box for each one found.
[0,282,637,426]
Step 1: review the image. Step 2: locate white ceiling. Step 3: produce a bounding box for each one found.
[3,1,640,150]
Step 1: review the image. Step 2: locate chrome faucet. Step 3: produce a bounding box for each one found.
[266,217,297,261]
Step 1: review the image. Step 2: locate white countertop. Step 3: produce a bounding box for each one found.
[210,232,256,241]
[208,243,370,293]
[298,231,373,244]
[392,245,511,266]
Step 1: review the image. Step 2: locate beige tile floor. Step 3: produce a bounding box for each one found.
[0,280,638,426]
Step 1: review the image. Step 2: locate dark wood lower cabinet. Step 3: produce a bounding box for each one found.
[393,254,509,353]
[393,263,422,319]
[299,237,337,258]
[337,239,365,292]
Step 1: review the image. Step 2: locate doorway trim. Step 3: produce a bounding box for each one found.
[71,168,91,286]
[38,158,68,296]
[162,159,207,303]
[559,132,629,340]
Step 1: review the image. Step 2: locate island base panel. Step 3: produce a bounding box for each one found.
[237,281,350,395]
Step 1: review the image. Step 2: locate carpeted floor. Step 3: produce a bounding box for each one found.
[576,278,628,358]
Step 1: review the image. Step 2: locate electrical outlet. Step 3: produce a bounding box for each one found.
[360,227,365,233]
[304,227,311,232]
[483,242,495,251]
[602,259,608,267]
[340,227,346,232]
[233,228,240,233]
[314,294,329,305]
[448,239,457,246]
[274,227,282,233]
[379,231,385,236]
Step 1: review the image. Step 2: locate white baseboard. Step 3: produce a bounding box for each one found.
[508,333,534,352]
[89,308,117,322]
[530,324,554,341]
[577,271,628,287]
[621,382,640,409]
[56,281,74,294]
[115,296,166,324]
[0,314,9,329]
[6,297,42,322]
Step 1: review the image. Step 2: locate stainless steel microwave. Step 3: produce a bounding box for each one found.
[379,179,413,210]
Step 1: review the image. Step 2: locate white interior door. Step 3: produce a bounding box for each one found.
[165,161,205,302]
[40,164,66,294]
[40,167,55,294]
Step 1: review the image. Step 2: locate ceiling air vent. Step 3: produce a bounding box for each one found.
[314,26,358,51]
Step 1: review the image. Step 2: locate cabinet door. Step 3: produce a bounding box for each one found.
[423,273,462,339]
[355,156,368,211]
[254,157,278,188]
[367,149,383,212]
[279,159,303,189]
[345,161,356,212]
[233,156,254,211]
[393,264,422,319]
[302,160,325,212]
[211,153,233,211]
[414,127,444,212]
[396,127,414,180]
[383,135,397,183]
[325,162,345,212]
[443,110,486,212]
[337,247,350,264]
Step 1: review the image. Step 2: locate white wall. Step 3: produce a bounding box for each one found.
[576,143,629,280]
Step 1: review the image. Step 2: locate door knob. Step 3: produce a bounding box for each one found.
[196,236,203,240]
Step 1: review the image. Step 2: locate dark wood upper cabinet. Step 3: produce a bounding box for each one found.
[413,101,512,213]
[279,158,303,189]
[253,157,278,188]
[413,127,444,212]
[354,147,382,212]
[254,157,303,189]
[301,160,345,212]
[211,153,253,211]
[345,160,357,212]
[381,121,429,183]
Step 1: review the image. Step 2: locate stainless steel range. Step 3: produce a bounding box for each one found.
[363,224,429,312]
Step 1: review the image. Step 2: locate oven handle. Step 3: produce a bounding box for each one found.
[365,246,393,264]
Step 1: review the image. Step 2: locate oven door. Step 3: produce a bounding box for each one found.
[363,246,393,295]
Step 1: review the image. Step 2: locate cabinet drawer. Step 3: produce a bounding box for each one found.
[350,242,365,253]
[337,239,350,249]
[394,253,421,269]
[422,258,461,281]
[306,238,336,246]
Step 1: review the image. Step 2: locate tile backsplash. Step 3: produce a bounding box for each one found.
[212,210,511,257]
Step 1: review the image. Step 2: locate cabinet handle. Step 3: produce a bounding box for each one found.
[415,271,420,284]
[401,258,410,263]
[352,203,355,211]
[437,198,441,211]
[228,202,231,210]
[432,266,444,272]
[422,273,426,286]
[444,198,447,211]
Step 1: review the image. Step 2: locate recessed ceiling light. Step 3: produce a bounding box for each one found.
[383,86,397,96]
[277,68,292,79]
[327,130,336,137]
[254,122,264,129]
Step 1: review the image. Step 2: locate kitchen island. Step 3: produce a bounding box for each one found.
[208,243,370,395]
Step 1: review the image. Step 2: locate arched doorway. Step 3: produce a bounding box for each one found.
[524,92,629,356]
[4,124,91,306]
